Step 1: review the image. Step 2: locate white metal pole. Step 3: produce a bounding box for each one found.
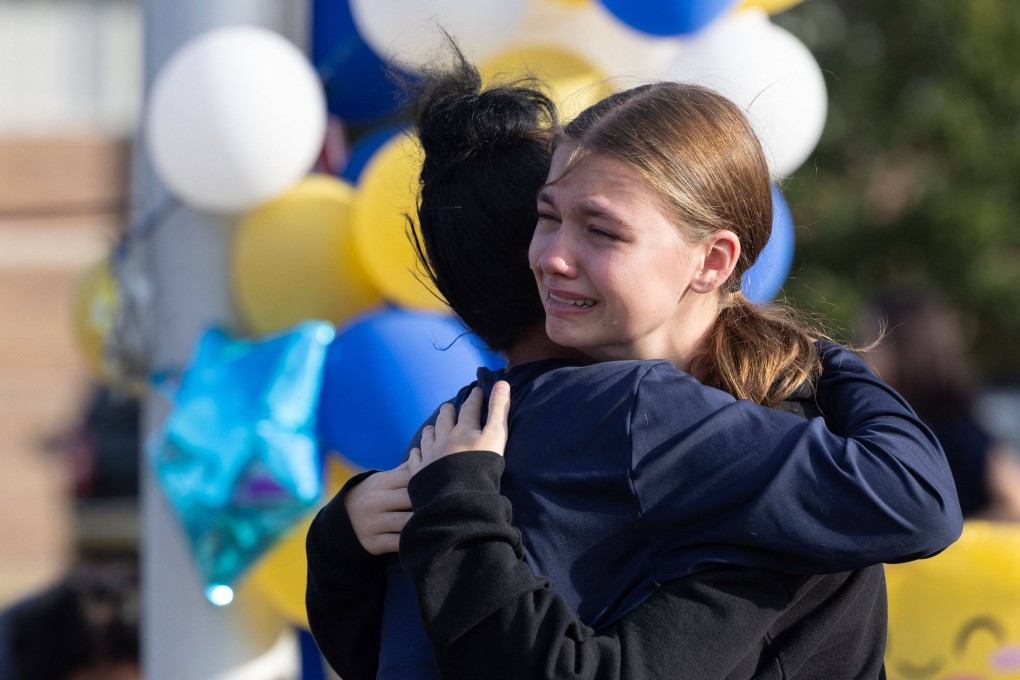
[132,2,310,677]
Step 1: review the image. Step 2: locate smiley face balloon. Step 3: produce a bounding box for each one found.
[885,521,1020,679]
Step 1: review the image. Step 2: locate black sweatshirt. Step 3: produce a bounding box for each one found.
[306,455,887,679]
[399,453,888,680]
[305,469,393,680]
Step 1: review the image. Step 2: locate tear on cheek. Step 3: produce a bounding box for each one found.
[992,644,1020,671]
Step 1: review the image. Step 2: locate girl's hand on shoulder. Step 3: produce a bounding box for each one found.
[409,381,511,477]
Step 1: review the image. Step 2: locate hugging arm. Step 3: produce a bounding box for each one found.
[400,454,793,680]
[812,339,962,557]
[397,347,927,678]
[630,340,961,574]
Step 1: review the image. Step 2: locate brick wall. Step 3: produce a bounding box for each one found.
[0,135,127,607]
[0,136,131,218]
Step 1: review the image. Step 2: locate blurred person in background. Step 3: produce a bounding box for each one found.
[858,288,1020,521]
[0,384,140,680]
[0,557,139,680]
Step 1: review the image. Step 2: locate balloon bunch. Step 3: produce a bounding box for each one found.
[328,0,823,177]
[73,0,821,625]
[139,25,501,614]
[74,0,823,388]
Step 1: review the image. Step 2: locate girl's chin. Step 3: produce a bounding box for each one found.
[545,323,586,347]
[546,326,609,358]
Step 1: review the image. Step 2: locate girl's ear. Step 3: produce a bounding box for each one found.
[690,230,740,294]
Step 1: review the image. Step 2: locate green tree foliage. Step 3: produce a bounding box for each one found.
[774,0,1020,380]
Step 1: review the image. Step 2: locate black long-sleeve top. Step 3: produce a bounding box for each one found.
[305,455,887,679]
[399,453,887,679]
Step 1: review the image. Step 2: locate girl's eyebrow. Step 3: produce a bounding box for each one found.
[575,199,626,226]
[538,190,627,227]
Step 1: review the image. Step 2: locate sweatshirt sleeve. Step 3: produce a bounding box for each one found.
[305,470,389,680]
[400,454,794,680]
[630,340,962,576]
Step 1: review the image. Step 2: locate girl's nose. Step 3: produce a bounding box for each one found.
[532,233,575,277]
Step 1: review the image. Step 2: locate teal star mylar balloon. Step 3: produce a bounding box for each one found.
[149,320,335,595]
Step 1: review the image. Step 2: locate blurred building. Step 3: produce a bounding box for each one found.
[0,0,140,609]
[0,0,139,135]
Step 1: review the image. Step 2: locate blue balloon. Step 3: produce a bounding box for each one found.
[311,0,414,124]
[340,125,403,184]
[742,184,795,304]
[598,0,739,36]
[317,308,505,470]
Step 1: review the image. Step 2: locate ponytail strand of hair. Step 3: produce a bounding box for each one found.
[691,293,821,408]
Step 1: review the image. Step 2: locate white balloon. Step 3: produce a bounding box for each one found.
[656,9,827,177]
[350,0,527,71]
[513,1,685,85]
[145,26,326,213]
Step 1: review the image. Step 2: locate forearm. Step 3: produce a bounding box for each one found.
[809,340,962,558]
[634,342,962,574]
[305,471,388,680]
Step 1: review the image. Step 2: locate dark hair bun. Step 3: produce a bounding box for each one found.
[401,42,557,353]
[410,49,557,183]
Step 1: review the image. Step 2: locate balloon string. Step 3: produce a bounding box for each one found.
[100,194,179,390]
[113,193,180,267]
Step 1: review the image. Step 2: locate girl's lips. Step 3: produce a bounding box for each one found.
[545,289,598,314]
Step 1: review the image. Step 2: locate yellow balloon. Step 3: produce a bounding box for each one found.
[481,45,613,122]
[244,454,361,628]
[546,0,590,6]
[232,174,383,335]
[349,135,447,311]
[739,0,806,15]
[71,256,119,382]
[884,521,1020,680]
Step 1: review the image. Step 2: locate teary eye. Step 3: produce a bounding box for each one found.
[589,227,620,242]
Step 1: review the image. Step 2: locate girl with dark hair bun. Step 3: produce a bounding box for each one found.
[306,52,961,680]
